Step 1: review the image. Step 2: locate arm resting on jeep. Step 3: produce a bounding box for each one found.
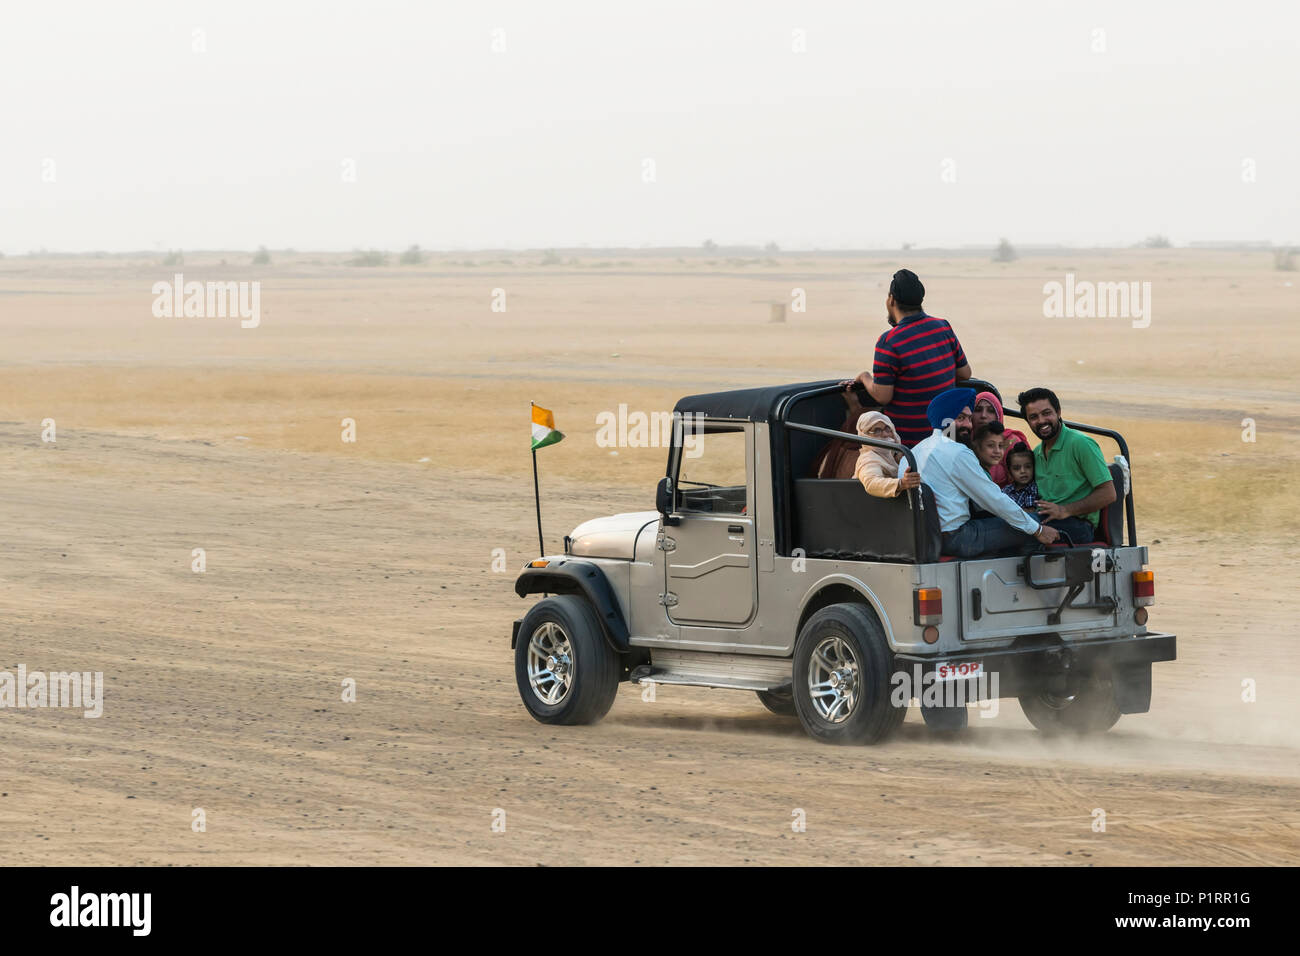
[954,363,973,382]
[1059,480,1117,519]
[955,453,1041,536]
[854,453,903,498]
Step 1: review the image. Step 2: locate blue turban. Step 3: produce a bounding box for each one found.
[927,388,976,429]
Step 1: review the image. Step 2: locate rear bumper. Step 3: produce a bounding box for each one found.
[896,631,1176,700]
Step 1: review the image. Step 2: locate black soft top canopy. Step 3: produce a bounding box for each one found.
[673,380,840,423]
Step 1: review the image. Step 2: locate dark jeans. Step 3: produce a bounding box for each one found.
[941,517,1040,559]
[1044,516,1097,547]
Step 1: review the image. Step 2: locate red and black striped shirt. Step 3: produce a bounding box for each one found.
[872,312,968,447]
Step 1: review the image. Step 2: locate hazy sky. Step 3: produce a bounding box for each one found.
[3,0,1296,252]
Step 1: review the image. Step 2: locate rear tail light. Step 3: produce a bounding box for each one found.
[914,587,942,625]
[1132,570,1154,606]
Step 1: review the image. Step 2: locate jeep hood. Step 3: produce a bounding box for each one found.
[568,511,660,560]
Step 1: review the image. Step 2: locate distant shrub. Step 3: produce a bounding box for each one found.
[764,241,780,253]
[993,238,1017,263]
[347,249,388,267]
[702,239,718,251]
[540,249,562,265]
[252,246,271,265]
[161,250,183,266]
[399,244,424,265]
[1275,248,1296,271]
[1143,234,1172,248]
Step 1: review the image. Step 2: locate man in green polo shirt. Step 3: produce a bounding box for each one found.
[1016,387,1117,546]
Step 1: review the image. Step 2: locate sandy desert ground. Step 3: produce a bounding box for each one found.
[0,249,1297,865]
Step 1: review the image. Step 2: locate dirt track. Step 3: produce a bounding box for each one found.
[1,251,1297,865]
[1,423,1296,866]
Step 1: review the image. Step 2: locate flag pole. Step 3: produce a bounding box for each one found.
[531,402,545,557]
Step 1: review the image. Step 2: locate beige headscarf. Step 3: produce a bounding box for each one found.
[855,411,902,478]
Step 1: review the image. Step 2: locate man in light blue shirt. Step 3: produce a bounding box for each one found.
[902,388,1060,558]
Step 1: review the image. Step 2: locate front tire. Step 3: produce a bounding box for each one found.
[792,603,905,745]
[1019,673,1122,735]
[515,595,620,725]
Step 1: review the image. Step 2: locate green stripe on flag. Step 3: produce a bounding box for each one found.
[531,427,564,450]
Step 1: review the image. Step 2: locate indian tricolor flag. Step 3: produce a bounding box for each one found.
[530,403,564,451]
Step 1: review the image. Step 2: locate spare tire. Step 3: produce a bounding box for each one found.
[1019,673,1122,735]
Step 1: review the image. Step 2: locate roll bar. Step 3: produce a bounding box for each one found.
[773,382,931,561]
[784,419,928,563]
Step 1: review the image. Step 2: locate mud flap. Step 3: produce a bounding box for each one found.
[1113,661,1152,714]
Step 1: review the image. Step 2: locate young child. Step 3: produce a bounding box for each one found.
[1001,441,1039,511]
[971,422,1005,474]
[967,422,1005,518]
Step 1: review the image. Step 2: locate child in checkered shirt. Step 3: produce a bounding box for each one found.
[1001,441,1039,511]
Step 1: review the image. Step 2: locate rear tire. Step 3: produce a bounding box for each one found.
[792,603,905,745]
[1019,673,1122,735]
[515,595,620,725]
[920,702,969,733]
[755,688,796,716]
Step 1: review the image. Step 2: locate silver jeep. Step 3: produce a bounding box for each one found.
[510,379,1176,745]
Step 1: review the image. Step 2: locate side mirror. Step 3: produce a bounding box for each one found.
[656,476,678,524]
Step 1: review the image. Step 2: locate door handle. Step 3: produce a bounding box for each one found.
[727,524,744,534]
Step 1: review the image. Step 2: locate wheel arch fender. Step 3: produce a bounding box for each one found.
[795,573,895,648]
[514,560,630,652]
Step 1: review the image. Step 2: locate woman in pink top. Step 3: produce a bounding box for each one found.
[972,391,1030,487]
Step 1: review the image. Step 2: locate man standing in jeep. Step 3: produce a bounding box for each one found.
[845,269,973,447]
[1018,387,1117,546]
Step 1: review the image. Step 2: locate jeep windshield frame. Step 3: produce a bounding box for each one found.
[774,381,1138,562]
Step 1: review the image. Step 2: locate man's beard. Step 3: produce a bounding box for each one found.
[1034,419,1061,441]
[955,427,973,446]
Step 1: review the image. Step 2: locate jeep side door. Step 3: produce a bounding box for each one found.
[662,421,757,627]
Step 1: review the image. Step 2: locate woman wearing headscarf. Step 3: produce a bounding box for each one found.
[972,391,1030,487]
[854,411,922,498]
